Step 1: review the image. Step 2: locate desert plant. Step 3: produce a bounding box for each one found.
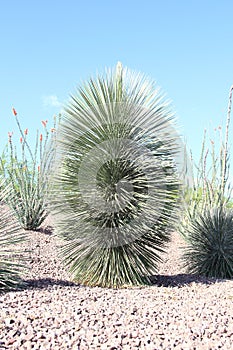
[0,110,57,230]
[0,180,28,291]
[183,206,233,279]
[180,85,233,279]
[49,62,184,287]
[0,148,7,195]
[180,86,233,235]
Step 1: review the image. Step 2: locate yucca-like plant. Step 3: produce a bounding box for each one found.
[0,180,28,291]
[50,62,184,287]
[183,206,233,279]
[0,110,57,230]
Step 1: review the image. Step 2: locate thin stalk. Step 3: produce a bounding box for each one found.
[15,115,34,160]
[220,85,233,198]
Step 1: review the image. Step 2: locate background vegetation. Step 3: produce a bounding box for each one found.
[0,65,232,290]
[180,86,233,279]
[0,111,57,230]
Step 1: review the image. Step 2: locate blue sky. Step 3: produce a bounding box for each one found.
[0,0,233,179]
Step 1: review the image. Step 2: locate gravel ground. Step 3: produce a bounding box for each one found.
[1,216,233,349]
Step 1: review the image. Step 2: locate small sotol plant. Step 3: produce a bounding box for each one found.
[49,62,184,288]
[0,180,28,291]
[0,109,56,230]
[183,206,233,279]
[181,85,233,279]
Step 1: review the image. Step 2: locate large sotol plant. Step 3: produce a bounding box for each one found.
[50,63,184,287]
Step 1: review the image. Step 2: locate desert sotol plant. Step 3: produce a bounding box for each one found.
[0,109,56,230]
[183,206,233,279]
[181,85,233,279]
[0,180,28,291]
[49,62,184,287]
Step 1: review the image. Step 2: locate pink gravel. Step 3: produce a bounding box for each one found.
[1,217,233,349]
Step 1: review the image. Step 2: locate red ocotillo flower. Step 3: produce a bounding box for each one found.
[12,107,17,116]
[24,128,28,135]
[20,137,23,143]
[40,134,43,142]
[38,165,40,172]
[42,120,48,127]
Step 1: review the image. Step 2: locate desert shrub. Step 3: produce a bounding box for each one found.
[180,85,233,279]
[49,62,184,288]
[0,149,7,195]
[0,180,28,291]
[183,206,233,279]
[0,110,57,230]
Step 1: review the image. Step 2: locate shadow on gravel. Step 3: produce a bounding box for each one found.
[149,274,225,287]
[35,225,54,235]
[1,275,227,294]
[20,278,79,290]
[24,275,226,290]
[0,278,80,295]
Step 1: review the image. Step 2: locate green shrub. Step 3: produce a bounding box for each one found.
[180,85,233,279]
[0,110,56,230]
[0,181,28,291]
[49,62,183,287]
[182,206,233,279]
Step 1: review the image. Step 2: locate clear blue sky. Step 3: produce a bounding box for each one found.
[0,0,233,177]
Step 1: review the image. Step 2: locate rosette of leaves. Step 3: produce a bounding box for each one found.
[49,62,182,287]
[182,206,233,279]
[0,180,28,291]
